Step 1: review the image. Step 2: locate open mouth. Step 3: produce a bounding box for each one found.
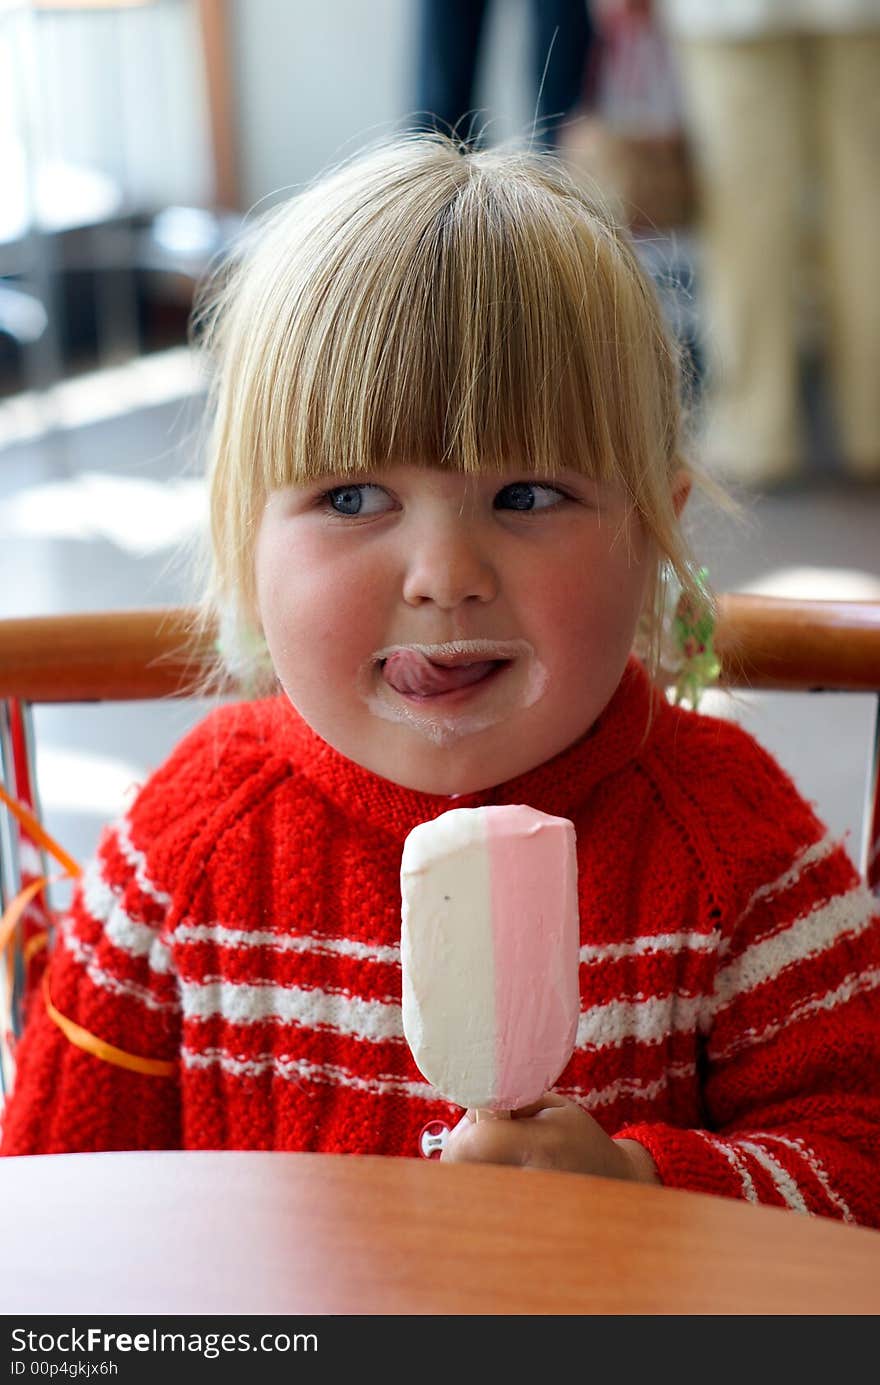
[379,650,514,700]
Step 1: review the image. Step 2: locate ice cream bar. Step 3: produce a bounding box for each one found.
[400,804,580,1112]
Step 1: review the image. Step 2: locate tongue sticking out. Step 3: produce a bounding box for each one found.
[381,649,502,697]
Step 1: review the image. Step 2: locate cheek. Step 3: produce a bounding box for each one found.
[529,538,649,656]
[255,527,319,645]
[255,528,382,662]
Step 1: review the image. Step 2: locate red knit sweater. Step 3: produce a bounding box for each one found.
[3,660,879,1226]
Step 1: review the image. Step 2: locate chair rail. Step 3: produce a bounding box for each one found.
[0,608,209,703]
[0,597,879,703]
[713,595,880,692]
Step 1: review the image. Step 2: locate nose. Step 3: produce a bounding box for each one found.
[401,516,499,609]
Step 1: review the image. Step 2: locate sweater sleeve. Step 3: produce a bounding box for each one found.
[616,720,880,1228]
[0,809,182,1154]
[0,700,276,1155]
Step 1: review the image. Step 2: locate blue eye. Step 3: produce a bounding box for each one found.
[323,484,391,517]
[495,483,565,512]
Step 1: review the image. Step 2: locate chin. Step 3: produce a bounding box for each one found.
[372,739,511,797]
[399,769,507,797]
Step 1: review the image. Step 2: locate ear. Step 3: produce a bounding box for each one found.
[672,469,692,520]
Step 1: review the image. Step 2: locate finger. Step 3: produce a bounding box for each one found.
[459,1094,565,1122]
[441,1111,530,1166]
[511,1091,568,1119]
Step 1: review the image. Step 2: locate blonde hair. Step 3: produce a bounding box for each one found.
[195,134,710,685]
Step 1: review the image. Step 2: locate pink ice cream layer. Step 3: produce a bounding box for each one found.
[486,808,579,1109]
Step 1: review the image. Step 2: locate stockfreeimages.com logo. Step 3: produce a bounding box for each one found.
[10,1328,317,1361]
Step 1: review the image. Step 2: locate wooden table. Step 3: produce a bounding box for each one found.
[3,1150,880,1314]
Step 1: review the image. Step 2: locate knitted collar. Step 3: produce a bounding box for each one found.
[270,657,657,841]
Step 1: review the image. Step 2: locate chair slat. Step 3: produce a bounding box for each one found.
[0,597,878,703]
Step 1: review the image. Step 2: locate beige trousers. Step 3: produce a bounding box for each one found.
[678,34,880,483]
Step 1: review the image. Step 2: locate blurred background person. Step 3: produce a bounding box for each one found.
[412,0,595,149]
[653,0,880,489]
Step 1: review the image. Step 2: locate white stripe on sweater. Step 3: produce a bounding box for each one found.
[559,1059,696,1111]
[174,922,400,967]
[697,1132,759,1203]
[112,816,172,907]
[182,1046,435,1101]
[179,975,703,1053]
[758,1133,854,1223]
[183,1042,693,1113]
[59,913,177,1012]
[579,931,716,964]
[178,923,716,971]
[711,963,880,1062]
[710,885,877,1016]
[180,978,404,1043]
[81,859,173,972]
[177,923,716,970]
[734,832,838,929]
[733,1139,810,1214]
[577,990,703,1050]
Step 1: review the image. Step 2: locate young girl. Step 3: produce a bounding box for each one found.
[2,136,879,1227]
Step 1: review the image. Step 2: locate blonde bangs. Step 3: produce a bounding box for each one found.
[200,135,699,643]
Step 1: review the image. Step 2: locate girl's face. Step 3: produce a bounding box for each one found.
[255,463,652,795]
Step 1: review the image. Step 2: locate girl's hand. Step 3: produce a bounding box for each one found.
[440,1091,661,1183]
